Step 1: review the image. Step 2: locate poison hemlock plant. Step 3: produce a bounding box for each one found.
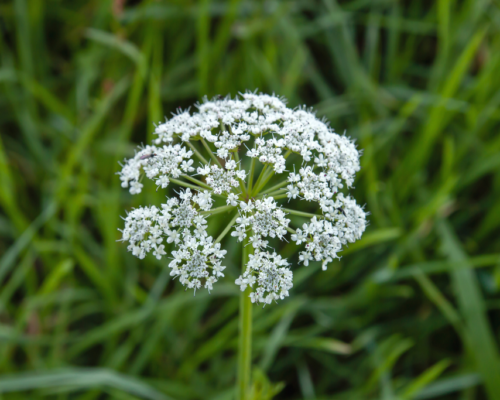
[118,93,367,399]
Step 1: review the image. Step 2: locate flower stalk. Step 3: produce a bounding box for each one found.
[169,177,207,192]
[259,179,289,195]
[117,93,367,397]
[181,174,212,190]
[253,169,275,195]
[214,212,238,243]
[238,236,253,400]
[201,138,223,168]
[186,141,209,164]
[247,157,256,194]
[251,165,268,196]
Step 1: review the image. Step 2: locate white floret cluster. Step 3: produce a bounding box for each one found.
[197,161,246,195]
[120,189,226,292]
[231,197,293,302]
[118,144,194,194]
[292,194,366,270]
[248,137,287,173]
[287,166,340,203]
[231,197,290,250]
[120,205,168,260]
[118,92,367,303]
[236,251,292,304]
[214,130,251,159]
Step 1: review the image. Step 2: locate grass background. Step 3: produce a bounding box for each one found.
[1,0,500,399]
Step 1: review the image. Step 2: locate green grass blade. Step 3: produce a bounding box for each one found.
[437,218,500,399]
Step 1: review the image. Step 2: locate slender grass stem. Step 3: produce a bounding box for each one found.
[237,236,253,400]
[201,138,222,168]
[214,212,238,243]
[186,141,209,165]
[271,194,288,200]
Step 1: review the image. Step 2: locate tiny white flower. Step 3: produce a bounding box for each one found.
[299,251,313,266]
[286,184,299,200]
[197,165,210,175]
[225,159,237,170]
[235,275,248,291]
[156,175,170,189]
[181,159,194,172]
[227,193,239,206]
[231,225,247,241]
[236,170,246,180]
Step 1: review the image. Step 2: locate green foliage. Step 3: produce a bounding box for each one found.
[248,369,285,400]
[1,0,500,399]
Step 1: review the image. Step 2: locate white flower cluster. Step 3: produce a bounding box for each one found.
[170,234,226,293]
[119,93,367,302]
[214,130,251,159]
[292,194,366,270]
[231,197,290,250]
[236,251,293,304]
[151,93,360,206]
[247,137,286,173]
[120,189,226,292]
[197,161,246,195]
[287,166,339,203]
[118,144,194,194]
[120,205,168,260]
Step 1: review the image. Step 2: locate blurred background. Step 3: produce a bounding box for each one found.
[1,0,500,399]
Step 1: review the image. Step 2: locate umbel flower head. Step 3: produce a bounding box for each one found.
[118,93,367,304]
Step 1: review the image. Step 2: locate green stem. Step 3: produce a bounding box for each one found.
[200,204,234,216]
[182,174,212,190]
[201,138,222,168]
[238,236,253,400]
[282,208,323,218]
[251,165,268,196]
[214,212,238,243]
[262,188,287,198]
[259,179,289,195]
[170,178,207,192]
[186,141,209,164]
[253,168,275,195]
[231,152,247,196]
[247,158,256,194]
[170,178,226,199]
[271,194,288,200]
[233,149,240,164]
